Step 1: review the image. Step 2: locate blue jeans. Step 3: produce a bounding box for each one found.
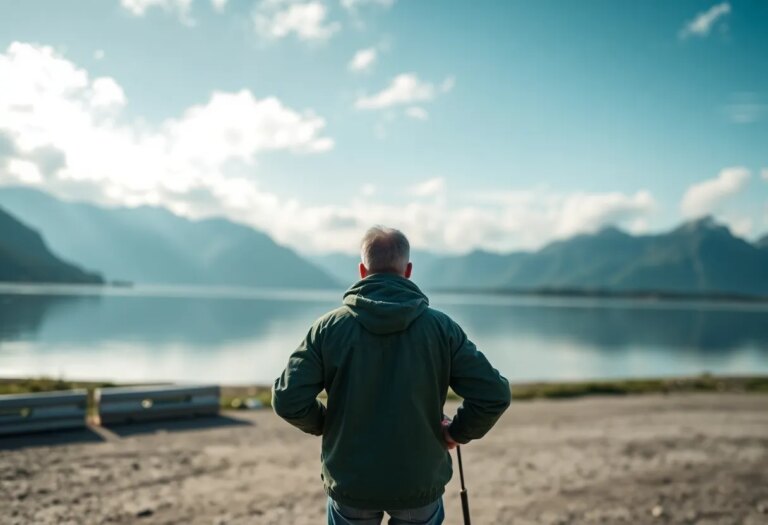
[327,497,445,525]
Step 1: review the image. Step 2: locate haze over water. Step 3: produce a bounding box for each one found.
[1,285,767,385]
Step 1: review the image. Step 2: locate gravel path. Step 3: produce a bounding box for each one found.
[1,394,767,524]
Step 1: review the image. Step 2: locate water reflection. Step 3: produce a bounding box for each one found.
[0,293,95,341]
[0,288,766,384]
[440,300,768,352]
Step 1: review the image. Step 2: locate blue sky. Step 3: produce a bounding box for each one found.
[0,0,766,254]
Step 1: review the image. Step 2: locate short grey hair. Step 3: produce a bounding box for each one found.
[360,225,410,274]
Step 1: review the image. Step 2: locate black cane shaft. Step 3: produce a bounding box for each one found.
[457,446,471,524]
[460,490,471,525]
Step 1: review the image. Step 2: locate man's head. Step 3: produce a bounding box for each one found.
[359,225,412,279]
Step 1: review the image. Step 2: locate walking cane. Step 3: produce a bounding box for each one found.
[456,445,471,525]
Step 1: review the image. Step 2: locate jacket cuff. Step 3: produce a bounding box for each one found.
[447,420,471,445]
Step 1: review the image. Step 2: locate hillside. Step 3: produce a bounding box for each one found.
[0,187,337,288]
[0,206,103,284]
[418,218,768,296]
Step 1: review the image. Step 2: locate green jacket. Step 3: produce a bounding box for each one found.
[272,273,511,510]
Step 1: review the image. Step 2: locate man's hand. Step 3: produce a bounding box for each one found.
[441,417,459,450]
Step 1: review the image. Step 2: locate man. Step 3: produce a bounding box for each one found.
[272,226,511,525]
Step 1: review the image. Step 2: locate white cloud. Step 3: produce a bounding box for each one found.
[0,42,664,256]
[7,159,44,184]
[254,1,340,41]
[404,106,428,120]
[355,73,452,110]
[89,77,127,109]
[680,2,731,39]
[120,0,194,23]
[554,191,655,238]
[348,47,377,72]
[292,188,657,255]
[211,0,227,11]
[408,177,445,197]
[340,0,395,11]
[93,49,105,61]
[476,189,656,243]
[680,167,750,218]
[0,41,332,213]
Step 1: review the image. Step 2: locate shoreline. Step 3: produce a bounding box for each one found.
[431,286,768,304]
[3,281,768,306]
[3,374,767,410]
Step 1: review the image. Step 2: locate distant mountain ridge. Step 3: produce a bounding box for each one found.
[3,186,766,295]
[0,205,102,284]
[316,219,768,297]
[758,234,768,250]
[415,217,768,296]
[0,187,338,288]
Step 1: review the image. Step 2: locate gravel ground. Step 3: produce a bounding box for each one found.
[1,393,767,525]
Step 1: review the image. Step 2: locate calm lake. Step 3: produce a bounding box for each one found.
[1,284,767,385]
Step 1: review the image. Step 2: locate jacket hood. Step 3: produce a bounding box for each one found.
[342,273,429,335]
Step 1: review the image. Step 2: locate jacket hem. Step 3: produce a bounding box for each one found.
[324,485,446,511]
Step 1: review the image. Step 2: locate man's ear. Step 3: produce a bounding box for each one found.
[404,262,413,279]
[359,262,368,279]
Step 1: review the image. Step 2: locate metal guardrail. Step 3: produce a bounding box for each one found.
[0,390,88,436]
[96,385,220,425]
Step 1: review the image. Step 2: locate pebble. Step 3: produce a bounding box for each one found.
[651,505,664,518]
[136,509,154,518]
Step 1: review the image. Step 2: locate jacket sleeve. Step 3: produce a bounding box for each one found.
[447,323,511,444]
[271,326,326,436]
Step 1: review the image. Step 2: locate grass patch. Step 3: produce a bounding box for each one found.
[4,376,767,411]
[220,385,273,409]
[0,377,115,396]
[509,375,768,401]
[0,377,117,418]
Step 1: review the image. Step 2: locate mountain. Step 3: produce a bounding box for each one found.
[312,252,360,288]
[0,205,103,284]
[415,249,527,290]
[0,187,338,288]
[418,217,768,296]
[758,234,768,250]
[604,218,768,294]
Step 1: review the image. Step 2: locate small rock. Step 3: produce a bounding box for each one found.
[651,505,664,518]
[136,509,154,518]
[132,462,141,471]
